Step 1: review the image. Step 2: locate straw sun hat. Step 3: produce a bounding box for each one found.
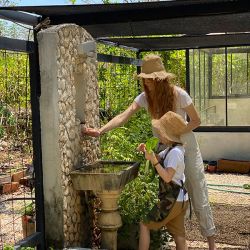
[137,54,175,80]
[152,111,187,143]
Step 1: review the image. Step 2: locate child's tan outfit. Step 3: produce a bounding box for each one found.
[144,145,188,237]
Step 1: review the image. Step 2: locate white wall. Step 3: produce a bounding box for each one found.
[196,132,250,161]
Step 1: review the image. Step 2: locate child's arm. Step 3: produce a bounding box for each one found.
[145,150,175,183]
[137,143,161,161]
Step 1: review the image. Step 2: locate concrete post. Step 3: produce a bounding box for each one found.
[38,24,100,248]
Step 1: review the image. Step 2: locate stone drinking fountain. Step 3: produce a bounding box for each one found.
[38,24,140,249]
[70,160,140,250]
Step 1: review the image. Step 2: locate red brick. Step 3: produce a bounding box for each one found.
[11,170,26,183]
[0,182,19,194]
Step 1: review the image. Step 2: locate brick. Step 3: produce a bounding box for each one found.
[0,182,19,194]
[11,170,26,183]
[0,175,11,184]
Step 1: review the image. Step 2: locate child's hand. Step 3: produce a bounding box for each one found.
[137,143,146,153]
[144,150,156,162]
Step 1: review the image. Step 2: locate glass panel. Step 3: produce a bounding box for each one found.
[227,48,250,125]
[211,49,226,97]
[228,50,248,96]
[189,48,226,126]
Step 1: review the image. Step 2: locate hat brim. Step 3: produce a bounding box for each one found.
[137,71,175,81]
[152,120,181,143]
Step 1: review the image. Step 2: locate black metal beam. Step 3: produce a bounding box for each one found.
[194,126,250,132]
[0,10,40,26]
[83,12,250,38]
[97,53,142,66]
[98,33,250,51]
[2,1,250,38]
[0,36,34,53]
[29,31,45,250]
[2,0,250,25]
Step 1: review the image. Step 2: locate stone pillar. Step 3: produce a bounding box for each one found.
[97,191,122,250]
[38,24,100,248]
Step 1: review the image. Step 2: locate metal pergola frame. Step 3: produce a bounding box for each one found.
[0,34,45,249]
[0,1,250,249]
[1,1,250,131]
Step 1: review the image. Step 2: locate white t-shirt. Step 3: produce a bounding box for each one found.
[134,86,192,121]
[158,146,188,202]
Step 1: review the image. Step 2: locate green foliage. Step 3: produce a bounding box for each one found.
[21,202,35,216]
[0,104,16,138]
[144,137,159,181]
[0,51,30,107]
[97,43,138,118]
[0,0,16,7]
[145,137,159,153]
[3,246,35,250]
[118,172,158,224]
[101,110,152,161]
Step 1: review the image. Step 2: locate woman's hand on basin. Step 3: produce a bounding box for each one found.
[82,127,101,137]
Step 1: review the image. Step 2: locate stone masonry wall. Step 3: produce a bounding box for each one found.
[38,24,100,248]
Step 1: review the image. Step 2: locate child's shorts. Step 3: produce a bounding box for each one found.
[144,201,188,237]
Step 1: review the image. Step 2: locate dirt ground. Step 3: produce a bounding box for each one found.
[170,172,250,250]
[185,203,249,249]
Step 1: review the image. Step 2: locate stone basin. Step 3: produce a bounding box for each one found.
[70,160,140,191]
[70,160,140,250]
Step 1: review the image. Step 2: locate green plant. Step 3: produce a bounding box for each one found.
[119,172,158,224]
[3,246,35,250]
[144,137,159,181]
[3,246,13,250]
[118,171,172,249]
[21,202,35,217]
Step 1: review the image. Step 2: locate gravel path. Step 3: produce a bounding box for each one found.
[205,172,250,206]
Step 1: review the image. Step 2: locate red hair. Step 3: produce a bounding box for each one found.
[143,78,176,119]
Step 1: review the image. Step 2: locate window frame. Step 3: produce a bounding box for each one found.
[186,48,250,132]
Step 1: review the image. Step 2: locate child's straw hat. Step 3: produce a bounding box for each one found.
[137,54,175,81]
[152,111,187,143]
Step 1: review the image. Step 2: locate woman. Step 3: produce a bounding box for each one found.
[83,54,217,250]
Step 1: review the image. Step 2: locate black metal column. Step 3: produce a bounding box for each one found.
[29,31,45,250]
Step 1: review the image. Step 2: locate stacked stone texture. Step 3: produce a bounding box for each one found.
[54,24,100,247]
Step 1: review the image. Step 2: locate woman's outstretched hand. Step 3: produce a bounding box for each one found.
[82,127,101,137]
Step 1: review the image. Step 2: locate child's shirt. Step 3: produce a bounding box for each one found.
[158,146,188,202]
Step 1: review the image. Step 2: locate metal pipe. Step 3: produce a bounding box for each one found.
[0,10,40,26]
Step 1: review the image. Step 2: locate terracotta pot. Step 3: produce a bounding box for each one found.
[22,215,35,238]
[207,165,216,173]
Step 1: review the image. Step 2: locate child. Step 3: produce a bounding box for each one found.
[138,111,189,250]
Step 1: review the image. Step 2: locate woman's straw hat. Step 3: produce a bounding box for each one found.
[152,111,187,143]
[137,54,175,81]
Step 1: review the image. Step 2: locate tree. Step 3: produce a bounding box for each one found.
[0,0,17,7]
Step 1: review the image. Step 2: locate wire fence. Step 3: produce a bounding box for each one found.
[98,59,140,122]
[0,49,35,250]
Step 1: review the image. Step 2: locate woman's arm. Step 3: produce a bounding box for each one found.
[83,101,141,137]
[182,103,201,133]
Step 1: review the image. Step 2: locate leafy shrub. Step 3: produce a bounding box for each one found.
[21,202,35,216]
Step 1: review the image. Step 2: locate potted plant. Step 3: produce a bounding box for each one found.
[21,202,36,238]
